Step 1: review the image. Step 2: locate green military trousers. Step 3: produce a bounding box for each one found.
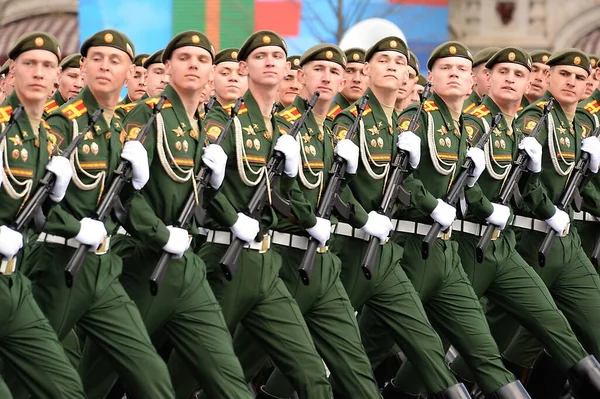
[77,235,252,399]
[27,241,176,399]
[573,218,600,260]
[375,232,516,395]
[183,241,333,399]
[330,234,457,394]
[0,272,85,399]
[501,227,600,367]
[449,229,587,381]
[231,242,380,399]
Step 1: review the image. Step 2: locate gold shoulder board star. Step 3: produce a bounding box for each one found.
[243,125,256,135]
[253,123,259,130]
[307,127,313,134]
[367,126,380,135]
[437,126,448,135]
[302,133,311,143]
[493,128,502,137]
[172,126,185,137]
[94,125,102,132]
[9,135,23,146]
[556,126,566,135]
[377,121,383,127]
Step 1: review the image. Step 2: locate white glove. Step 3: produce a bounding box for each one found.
[274,135,300,177]
[202,144,227,189]
[334,139,359,174]
[0,225,23,260]
[121,141,150,190]
[582,136,600,173]
[46,156,72,202]
[306,217,332,247]
[430,199,456,230]
[466,147,485,187]
[485,203,511,230]
[360,211,393,244]
[397,131,421,168]
[545,206,570,235]
[230,213,260,243]
[74,218,107,251]
[162,226,190,259]
[518,137,543,173]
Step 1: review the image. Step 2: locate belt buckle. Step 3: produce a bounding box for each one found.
[94,236,110,255]
[0,257,16,275]
[259,235,271,253]
[317,245,328,254]
[439,227,452,240]
[491,229,501,241]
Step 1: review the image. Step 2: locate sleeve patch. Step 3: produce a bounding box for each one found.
[205,121,224,141]
[522,116,538,133]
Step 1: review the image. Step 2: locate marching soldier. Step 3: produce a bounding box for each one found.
[143,49,168,98]
[328,48,367,121]
[0,31,85,399]
[522,50,550,107]
[119,53,149,105]
[395,50,420,114]
[276,55,301,111]
[0,60,14,103]
[27,29,176,398]
[211,47,248,107]
[330,36,472,398]
[463,47,500,113]
[44,53,83,117]
[583,54,599,100]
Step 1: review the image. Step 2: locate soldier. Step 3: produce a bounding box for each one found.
[409,74,427,104]
[0,60,14,103]
[211,47,248,107]
[499,49,600,397]
[446,47,600,398]
[463,47,500,113]
[44,53,83,116]
[120,53,149,105]
[0,31,85,399]
[78,30,254,399]
[376,41,530,397]
[276,55,301,111]
[583,54,600,100]
[143,49,168,98]
[522,50,550,107]
[395,50,420,114]
[328,48,367,121]
[330,36,472,398]
[27,29,176,398]
[232,43,381,399]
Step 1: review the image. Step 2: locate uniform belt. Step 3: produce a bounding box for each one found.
[391,219,454,240]
[271,231,329,253]
[37,232,111,255]
[512,216,551,233]
[0,257,17,275]
[333,222,370,241]
[451,220,502,240]
[573,212,599,222]
[205,230,272,252]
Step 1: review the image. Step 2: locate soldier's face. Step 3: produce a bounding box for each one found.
[410,83,425,103]
[58,67,83,100]
[429,57,473,99]
[278,69,300,107]
[365,51,408,92]
[240,46,288,88]
[126,65,147,101]
[548,66,588,106]
[83,47,133,96]
[213,61,247,105]
[298,60,346,102]
[397,67,417,102]
[146,63,169,96]
[341,62,368,102]
[583,68,599,99]
[12,50,59,103]
[489,63,529,105]
[472,64,490,96]
[166,46,213,93]
[528,62,549,99]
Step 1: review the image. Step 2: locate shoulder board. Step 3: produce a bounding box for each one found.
[469,104,491,119]
[583,99,600,115]
[423,100,438,113]
[462,102,477,114]
[117,102,137,113]
[535,100,548,110]
[0,105,13,124]
[44,99,59,114]
[327,104,342,119]
[350,104,372,117]
[144,98,172,109]
[278,106,302,123]
[61,99,88,120]
[222,102,247,116]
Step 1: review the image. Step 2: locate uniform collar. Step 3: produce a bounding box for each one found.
[430,91,462,136]
[242,89,274,134]
[53,90,66,107]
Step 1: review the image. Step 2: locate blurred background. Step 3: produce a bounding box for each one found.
[1,0,600,75]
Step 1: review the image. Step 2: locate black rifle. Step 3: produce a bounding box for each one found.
[149,97,243,295]
[204,96,216,115]
[360,82,432,278]
[476,98,554,262]
[64,96,167,287]
[422,113,502,259]
[538,124,600,267]
[219,92,320,280]
[297,94,369,285]
[0,104,24,144]
[12,108,103,234]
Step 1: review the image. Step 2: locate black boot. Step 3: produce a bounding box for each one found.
[501,356,532,386]
[568,355,600,399]
[381,379,420,398]
[255,386,286,399]
[523,350,567,398]
[429,383,471,398]
[488,380,531,398]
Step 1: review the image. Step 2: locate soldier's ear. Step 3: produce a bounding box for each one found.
[524,79,531,96]
[239,61,248,76]
[363,62,371,77]
[209,64,215,82]
[297,69,306,85]
[594,67,600,81]
[339,76,348,92]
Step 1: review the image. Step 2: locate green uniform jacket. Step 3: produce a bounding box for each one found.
[43,86,125,237]
[202,89,295,233]
[0,92,54,225]
[275,96,367,235]
[119,84,207,248]
[462,91,481,113]
[576,89,600,216]
[395,92,493,223]
[43,90,67,118]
